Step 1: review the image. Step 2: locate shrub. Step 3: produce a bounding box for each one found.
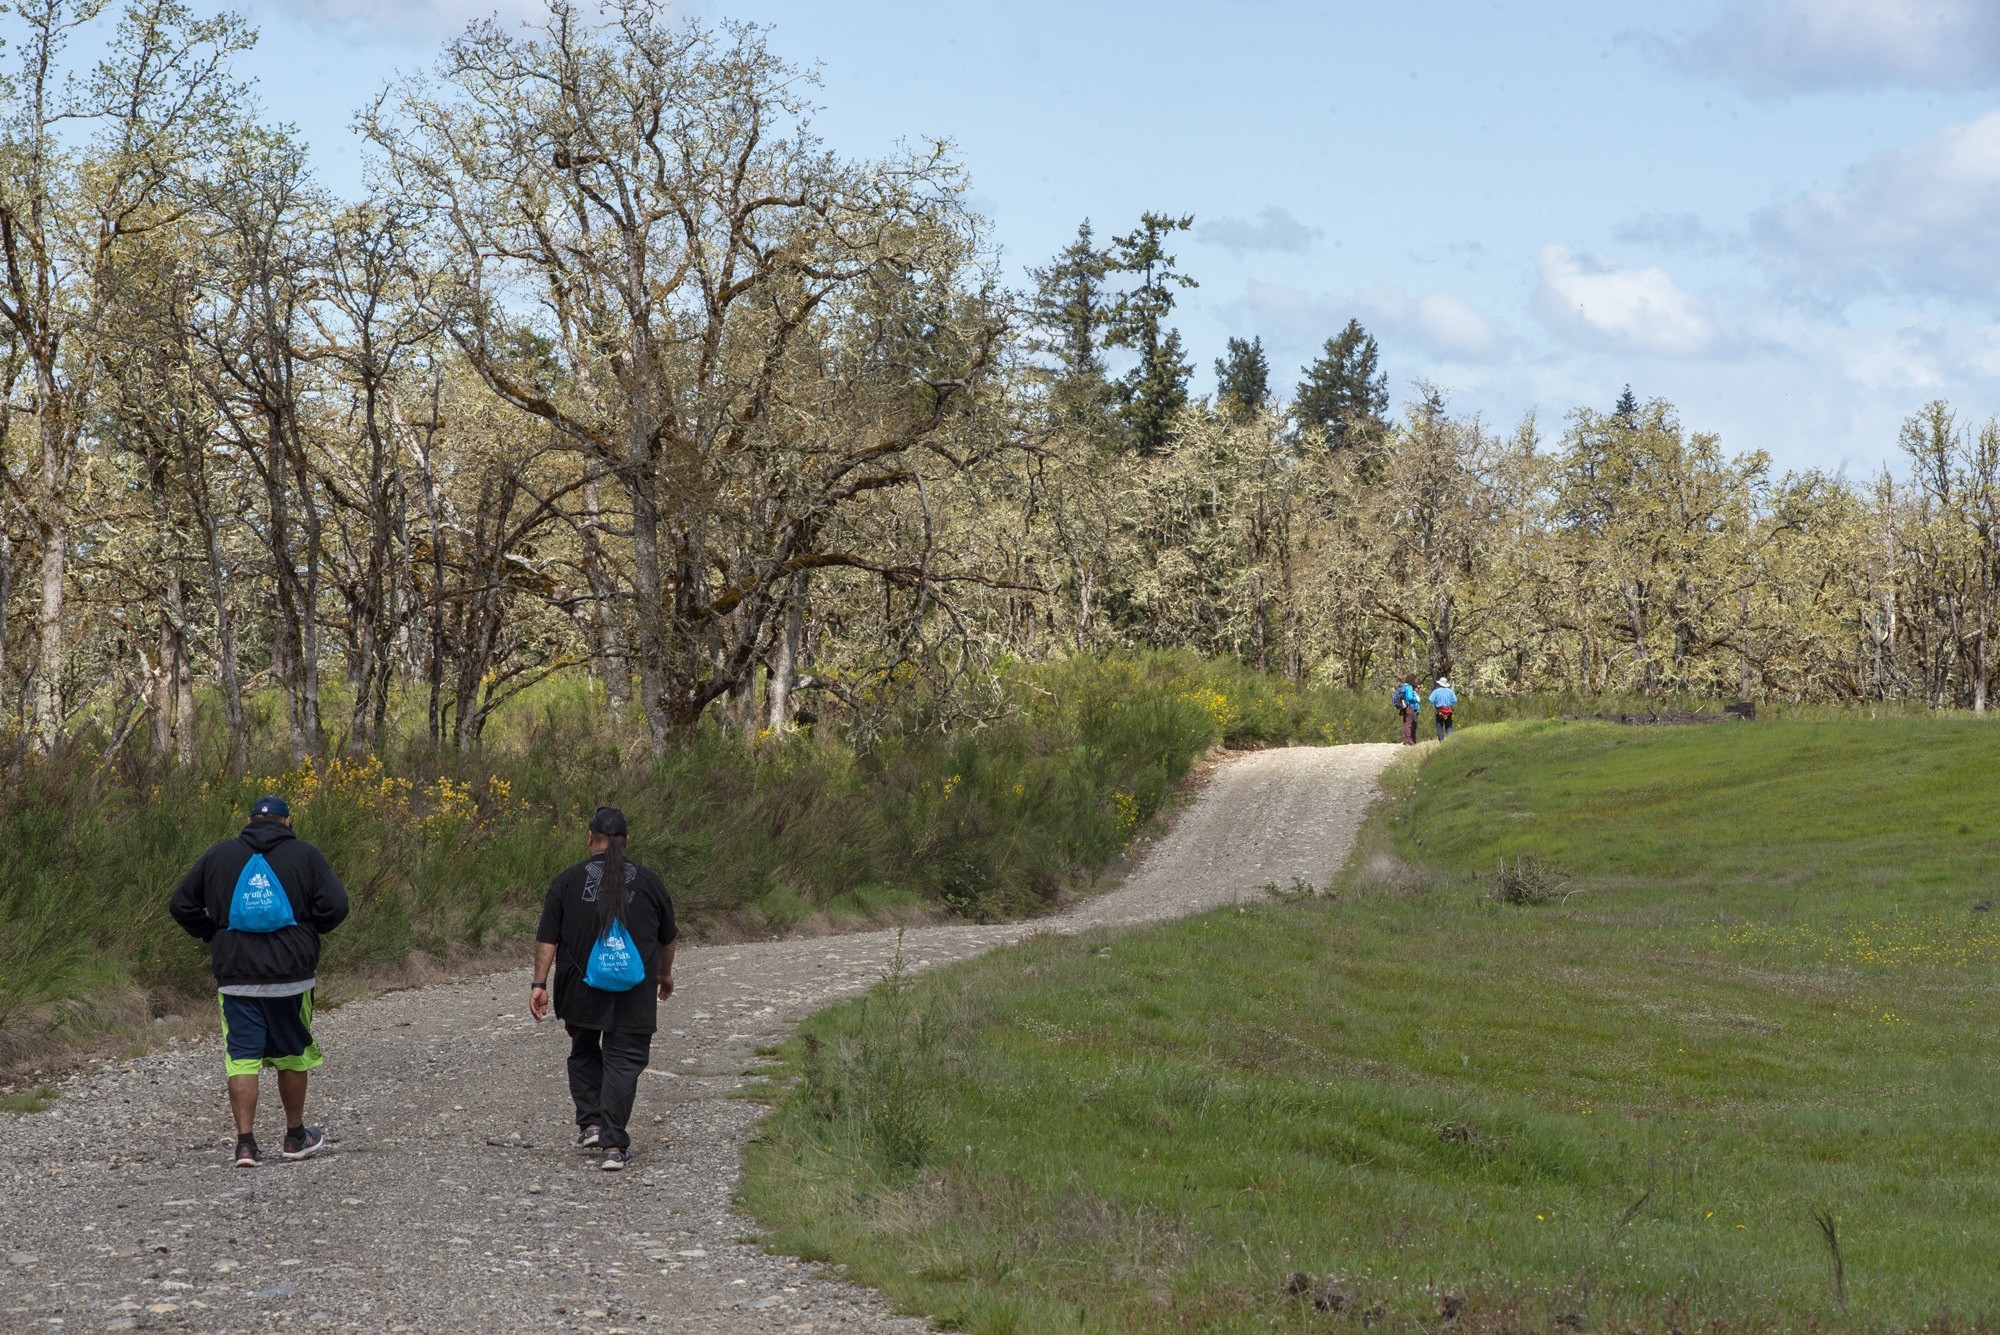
[1486,856,1574,905]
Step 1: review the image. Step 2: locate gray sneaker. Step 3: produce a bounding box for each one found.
[600,1147,630,1172]
[282,1127,327,1161]
[578,1125,601,1149]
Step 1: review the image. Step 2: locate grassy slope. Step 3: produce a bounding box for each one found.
[742,720,2000,1333]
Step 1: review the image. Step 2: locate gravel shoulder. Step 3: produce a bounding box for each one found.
[0,743,1397,1334]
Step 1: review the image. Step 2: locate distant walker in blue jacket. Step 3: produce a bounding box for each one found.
[1429,678,1458,741]
[1394,677,1421,745]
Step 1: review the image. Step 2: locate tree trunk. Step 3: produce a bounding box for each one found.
[1623,583,1654,693]
[263,437,309,762]
[33,499,64,745]
[1433,594,1455,683]
[153,562,197,764]
[346,379,398,754]
[146,631,173,759]
[1075,567,1093,652]
[625,457,673,752]
[385,449,414,743]
[765,576,802,734]
[32,390,66,748]
[425,479,446,746]
[728,669,757,741]
[1976,632,1990,713]
[582,470,630,713]
[1250,573,1268,673]
[197,499,247,773]
[292,433,325,755]
[397,399,450,747]
[0,519,10,724]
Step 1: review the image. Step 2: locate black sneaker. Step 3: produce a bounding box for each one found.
[235,1137,262,1169]
[600,1147,630,1172]
[282,1127,327,1161]
[577,1125,601,1149]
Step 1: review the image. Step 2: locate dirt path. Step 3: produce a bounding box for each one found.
[0,743,1397,1334]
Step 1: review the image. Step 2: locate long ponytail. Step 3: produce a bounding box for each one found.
[594,837,629,940]
[588,806,631,941]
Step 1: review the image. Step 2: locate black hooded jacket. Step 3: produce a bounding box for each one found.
[168,821,349,989]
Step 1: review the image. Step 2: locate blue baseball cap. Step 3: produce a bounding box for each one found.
[250,795,291,819]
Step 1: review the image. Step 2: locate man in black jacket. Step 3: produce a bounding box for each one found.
[169,796,349,1167]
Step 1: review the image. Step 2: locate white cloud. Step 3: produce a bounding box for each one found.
[1197,207,1322,256]
[1227,280,1506,367]
[1226,281,1336,357]
[1351,284,1505,363]
[1755,109,2000,306]
[1834,315,2000,396]
[1655,0,2000,95]
[1210,275,2000,472]
[1534,245,1716,358]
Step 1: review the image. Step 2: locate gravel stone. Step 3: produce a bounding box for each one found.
[0,744,1392,1332]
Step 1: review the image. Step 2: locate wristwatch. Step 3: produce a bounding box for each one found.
[531,981,547,991]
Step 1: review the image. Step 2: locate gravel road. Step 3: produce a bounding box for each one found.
[0,743,1396,1334]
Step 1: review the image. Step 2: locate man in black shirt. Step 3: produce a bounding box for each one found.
[529,806,677,1170]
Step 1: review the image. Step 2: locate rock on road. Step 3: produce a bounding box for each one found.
[0,743,1397,1334]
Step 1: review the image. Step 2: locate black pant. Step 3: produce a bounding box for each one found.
[565,1023,652,1151]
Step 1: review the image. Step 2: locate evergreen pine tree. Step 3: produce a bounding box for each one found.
[1612,383,1639,427]
[1214,335,1270,420]
[1294,318,1388,449]
[1414,380,1447,422]
[1028,221,1115,430]
[1030,220,1111,382]
[1105,211,1196,455]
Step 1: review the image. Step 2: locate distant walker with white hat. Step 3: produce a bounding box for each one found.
[1429,677,1459,741]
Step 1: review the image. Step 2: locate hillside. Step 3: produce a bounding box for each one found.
[744,719,2000,1332]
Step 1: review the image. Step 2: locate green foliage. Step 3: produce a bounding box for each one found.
[1294,317,1388,449]
[1212,335,1269,420]
[1613,383,1640,427]
[746,718,2000,1330]
[1030,220,1113,389]
[1105,212,1197,455]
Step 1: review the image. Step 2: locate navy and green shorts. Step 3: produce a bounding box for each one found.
[217,991,324,1078]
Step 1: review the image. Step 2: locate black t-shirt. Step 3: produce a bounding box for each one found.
[535,854,677,1033]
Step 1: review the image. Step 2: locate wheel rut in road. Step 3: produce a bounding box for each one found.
[0,743,1398,1333]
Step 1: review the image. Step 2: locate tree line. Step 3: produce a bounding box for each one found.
[1,0,1996,770]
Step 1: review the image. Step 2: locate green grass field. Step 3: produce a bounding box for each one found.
[743,719,2000,1332]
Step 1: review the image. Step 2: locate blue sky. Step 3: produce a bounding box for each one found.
[237,0,2000,474]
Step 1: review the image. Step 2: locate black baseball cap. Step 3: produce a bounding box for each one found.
[250,795,290,819]
[588,806,628,837]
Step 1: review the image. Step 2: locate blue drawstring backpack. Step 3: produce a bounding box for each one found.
[228,853,297,933]
[584,918,647,992]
